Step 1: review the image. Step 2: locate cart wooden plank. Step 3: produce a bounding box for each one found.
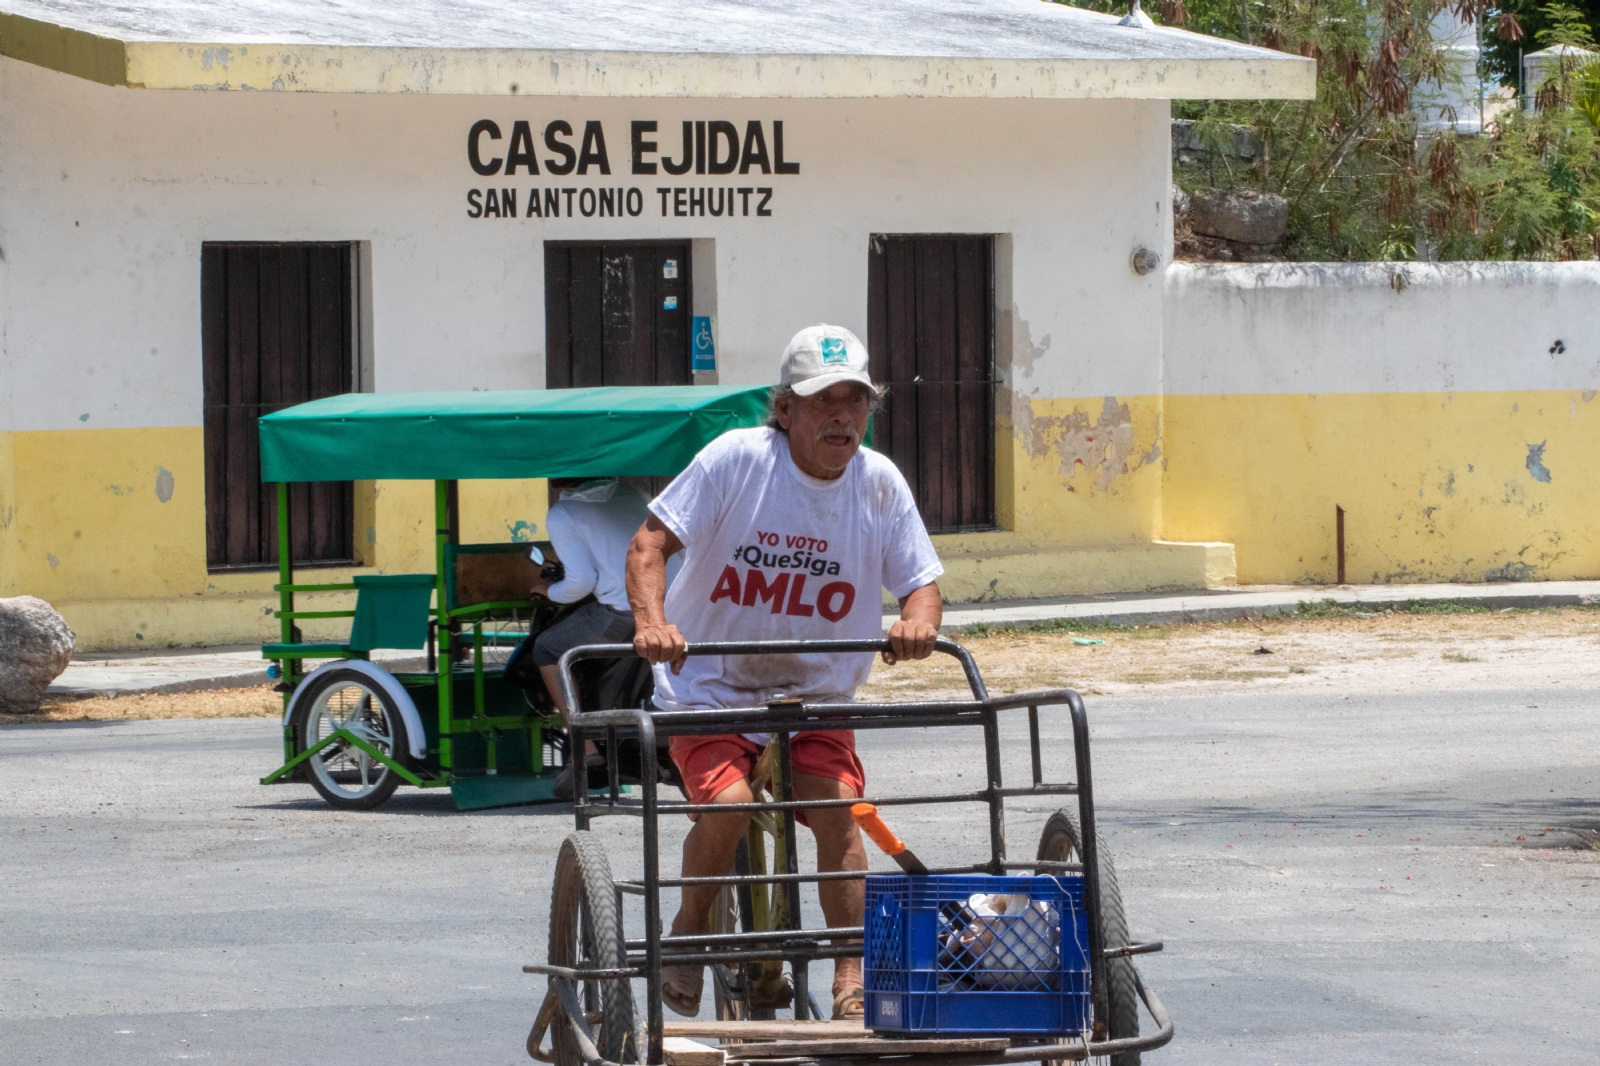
[663,1020,864,1039]
[663,1036,727,1065]
[726,1036,1012,1058]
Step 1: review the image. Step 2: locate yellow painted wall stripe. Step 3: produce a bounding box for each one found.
[0,431,17,598]
[1162,390,1600,584]
[0,13,126,87]
[14,389,1596,648]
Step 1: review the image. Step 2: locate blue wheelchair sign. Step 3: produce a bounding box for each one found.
[692,315,716,371]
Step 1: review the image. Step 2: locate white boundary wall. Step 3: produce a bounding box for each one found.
[1164,261,1600,396]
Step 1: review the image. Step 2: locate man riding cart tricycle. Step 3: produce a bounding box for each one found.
[524,326,1174,1064]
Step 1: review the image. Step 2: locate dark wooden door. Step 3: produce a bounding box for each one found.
[202,242,355,570]
[544,242,691,389]
[867,235,995,533]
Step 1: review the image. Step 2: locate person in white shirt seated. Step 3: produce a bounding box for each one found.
[626,324,943,1020]
[530,477,654,799]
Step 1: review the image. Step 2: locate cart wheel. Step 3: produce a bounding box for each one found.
[293,667,410,811]
[710,835,757,1025]
[1037,810,1140,1066]
[709,884,750,1023]
[548,832,635,1065]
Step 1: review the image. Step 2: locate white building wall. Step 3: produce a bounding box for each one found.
[1164,261,1600,396]
[0,56,1170,429]
[0,54,1179,645]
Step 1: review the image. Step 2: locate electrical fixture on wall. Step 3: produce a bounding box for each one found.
[1130,247,1161,276]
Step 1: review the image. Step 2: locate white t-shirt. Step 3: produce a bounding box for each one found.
[543,482,653,611]
[648,427,943,713]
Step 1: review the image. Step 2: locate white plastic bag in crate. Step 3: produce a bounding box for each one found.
[954,893,1060,990]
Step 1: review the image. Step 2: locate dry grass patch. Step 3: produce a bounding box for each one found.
[2,686,281,725]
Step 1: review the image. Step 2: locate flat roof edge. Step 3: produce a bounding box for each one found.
[2,17,1316,100]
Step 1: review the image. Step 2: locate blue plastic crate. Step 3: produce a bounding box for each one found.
[863,873,1090,1036]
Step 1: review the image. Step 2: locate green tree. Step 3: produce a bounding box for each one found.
[1055,0,1600,259]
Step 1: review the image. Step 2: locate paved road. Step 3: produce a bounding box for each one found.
[3,683,1597,1064]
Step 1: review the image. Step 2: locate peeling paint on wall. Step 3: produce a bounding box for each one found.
[1525,441,1551,483]
[1008,310,1050,384]
[1023,396,1160,493]
[155,466,175,503]
[507,520,538,543]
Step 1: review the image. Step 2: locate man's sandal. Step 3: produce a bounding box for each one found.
[661,959,704,1018]
[832,987,865,1020]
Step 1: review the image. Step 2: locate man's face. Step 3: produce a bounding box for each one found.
[777,382,873,479]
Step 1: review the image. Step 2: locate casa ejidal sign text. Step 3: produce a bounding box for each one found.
[464,119,800,220]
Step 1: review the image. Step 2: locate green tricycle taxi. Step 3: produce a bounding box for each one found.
[256,385,770,811]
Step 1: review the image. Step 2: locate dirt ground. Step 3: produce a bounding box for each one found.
[11,604,1600,725]
[859,603,1600,701]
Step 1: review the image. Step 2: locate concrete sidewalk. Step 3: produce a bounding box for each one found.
[936,578,1600,631]
[48,580,1600,697]
[50,647,429,698]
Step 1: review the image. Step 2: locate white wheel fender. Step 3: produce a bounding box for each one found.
[283,660,427,761]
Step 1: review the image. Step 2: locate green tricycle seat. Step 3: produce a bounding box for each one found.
[264,573,436,663]
[347,573,436,651]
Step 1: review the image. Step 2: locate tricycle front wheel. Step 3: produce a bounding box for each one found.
[1037,810,1140,1066]
[293,666,410,811]
[548,831,636,1065]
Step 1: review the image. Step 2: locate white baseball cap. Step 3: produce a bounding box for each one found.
[779,324,876,397]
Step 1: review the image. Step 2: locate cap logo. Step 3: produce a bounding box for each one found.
[819,337,849,364]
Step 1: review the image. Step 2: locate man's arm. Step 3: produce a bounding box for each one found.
[626,515,688,673]
[883,582,941,665]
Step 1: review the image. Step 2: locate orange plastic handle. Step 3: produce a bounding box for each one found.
[851,802,907,857]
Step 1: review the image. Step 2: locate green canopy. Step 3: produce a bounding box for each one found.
[258,385,771,482]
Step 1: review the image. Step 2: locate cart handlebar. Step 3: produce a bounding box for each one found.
[555,636,988,720]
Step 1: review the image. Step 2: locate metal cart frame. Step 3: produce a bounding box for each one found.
[527,637,1175,1065]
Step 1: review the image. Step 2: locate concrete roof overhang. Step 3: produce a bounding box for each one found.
[0,0,1314,99]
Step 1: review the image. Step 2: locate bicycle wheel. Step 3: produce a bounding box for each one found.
[292,666,409,811]
[548,832,635,1065]
[1037,809,1139,1066]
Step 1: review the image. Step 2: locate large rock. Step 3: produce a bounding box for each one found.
[0,596,75,713]
[1190,188,1289,245]
[1171,119,1264,167]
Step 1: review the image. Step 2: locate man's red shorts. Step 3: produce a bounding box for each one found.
[668,731,865,816]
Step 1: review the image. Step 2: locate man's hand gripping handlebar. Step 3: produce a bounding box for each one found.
[633,621,689,675]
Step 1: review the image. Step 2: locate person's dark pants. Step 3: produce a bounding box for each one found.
[533,601,638,790]
[532,600,637,669]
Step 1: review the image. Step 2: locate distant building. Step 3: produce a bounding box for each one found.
[1418,8,1488,133]
[1522,44,1594,111]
